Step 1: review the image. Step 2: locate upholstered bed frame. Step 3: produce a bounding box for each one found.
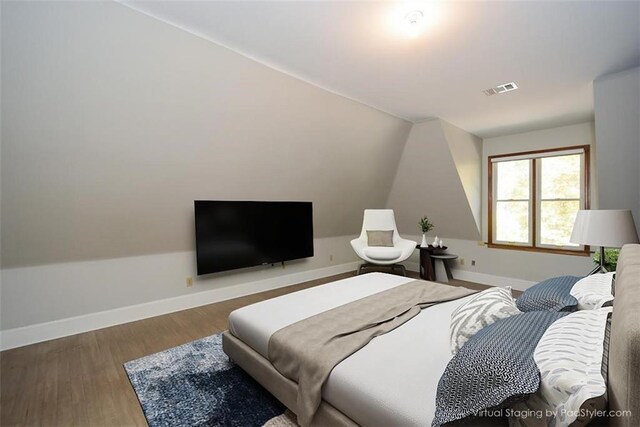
[222,244,640,427]
[608,244,640,426]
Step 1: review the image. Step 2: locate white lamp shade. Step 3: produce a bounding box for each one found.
[570,209,639,247]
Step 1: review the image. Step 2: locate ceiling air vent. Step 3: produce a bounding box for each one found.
[483,82,518,96]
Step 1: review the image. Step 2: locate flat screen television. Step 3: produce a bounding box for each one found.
[194,201,314,275]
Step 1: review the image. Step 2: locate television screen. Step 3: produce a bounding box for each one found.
[194,201,314,275]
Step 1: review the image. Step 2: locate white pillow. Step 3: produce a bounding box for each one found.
[449,286,520,354]
[570,272,614,310]
[510,308,611,427]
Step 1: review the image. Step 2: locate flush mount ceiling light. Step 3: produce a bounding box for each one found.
[405,10,424,26]
[387,4,443,38]
[483,82,519,96]
[402,10,425,37]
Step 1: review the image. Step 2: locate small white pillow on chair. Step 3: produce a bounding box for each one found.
[363,247,402,260]
[570,272,615,310]
[449,287,521,354]
[366,230,394,247]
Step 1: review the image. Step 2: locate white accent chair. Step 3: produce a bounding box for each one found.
[351,209,416,276]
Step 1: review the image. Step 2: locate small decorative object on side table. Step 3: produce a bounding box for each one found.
[416,244,448,281]
[418,216,434,248]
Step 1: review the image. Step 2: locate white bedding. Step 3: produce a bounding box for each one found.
[228,272,474,426]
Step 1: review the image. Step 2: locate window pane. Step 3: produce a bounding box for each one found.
[496,160,530,200]
[540,200,580,246]
[541,154,581,199]
[496,201,529,243]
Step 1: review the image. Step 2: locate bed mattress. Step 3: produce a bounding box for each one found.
[228,273,474,426]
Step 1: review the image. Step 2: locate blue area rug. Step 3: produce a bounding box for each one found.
[124,334,292,427]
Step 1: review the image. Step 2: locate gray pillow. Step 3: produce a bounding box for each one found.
[366,230,394,247]
[515,276,581,312]
[433,311,569,427]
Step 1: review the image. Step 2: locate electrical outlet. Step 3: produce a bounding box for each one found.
[186,276,193,287]
[471,260,476,266]
[459,258,465,266]
[329,254,334,262]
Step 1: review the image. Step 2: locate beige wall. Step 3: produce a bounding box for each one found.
[594,67,640,228]
[403,235,593,284]
[441,121,482,234]
[1,236,359,331]
[0,1,3,330]
[394,122,598,283]
[0,2,627,338]
[386,119,482,240]
[419,122,598,282]
[0,1,411,268]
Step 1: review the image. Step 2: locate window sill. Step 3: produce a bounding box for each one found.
[487,243,591,257]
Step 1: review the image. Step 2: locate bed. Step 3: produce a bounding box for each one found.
[222,244,640,426]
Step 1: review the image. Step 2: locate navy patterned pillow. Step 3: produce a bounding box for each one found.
[515,276,582,312]
[432,311,569,427]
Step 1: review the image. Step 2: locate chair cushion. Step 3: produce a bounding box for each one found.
[364,247,402,260]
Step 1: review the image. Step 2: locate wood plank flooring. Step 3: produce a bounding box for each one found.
[0,271,487,426]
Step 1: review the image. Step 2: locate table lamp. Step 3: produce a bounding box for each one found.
[570,209,639,275]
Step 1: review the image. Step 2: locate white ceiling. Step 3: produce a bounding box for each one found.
[121,1,640,137]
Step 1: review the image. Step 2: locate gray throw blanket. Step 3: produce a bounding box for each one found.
[267,280,477,426]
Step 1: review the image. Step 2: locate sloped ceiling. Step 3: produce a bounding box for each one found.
[387,119,482,240]
[0,1,411,267]
[121,0,640,137]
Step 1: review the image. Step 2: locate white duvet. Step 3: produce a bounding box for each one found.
[228,273,474,426]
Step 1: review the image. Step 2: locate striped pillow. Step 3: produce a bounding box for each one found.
[449,286,521,354]
[509,308,611,427]
[570,272,615,310]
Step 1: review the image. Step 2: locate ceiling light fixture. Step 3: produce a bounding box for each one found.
[405,10,424,26]
[403,10,425,37]
[483,82,519,96]
[387,3,443,38]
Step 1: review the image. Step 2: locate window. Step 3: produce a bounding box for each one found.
[488,145,590,255]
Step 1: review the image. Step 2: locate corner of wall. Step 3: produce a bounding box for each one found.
[594,67,640,227]
[385,119,482,240]
[440,120,482,237]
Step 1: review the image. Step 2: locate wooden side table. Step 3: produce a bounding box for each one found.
[430,254,459,282]
[416,245,448,281]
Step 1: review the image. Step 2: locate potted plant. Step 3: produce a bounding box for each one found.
[593,248,620,272]
[418,216,434,247]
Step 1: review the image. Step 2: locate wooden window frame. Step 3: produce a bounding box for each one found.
[488,145,591,256]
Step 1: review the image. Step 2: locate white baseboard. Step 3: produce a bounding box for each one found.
[0,261,536,351]
[450,269,536,291]
[0,261,360,351]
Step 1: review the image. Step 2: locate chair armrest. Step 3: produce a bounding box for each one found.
[351,237,367,252]
[396,238,418,258]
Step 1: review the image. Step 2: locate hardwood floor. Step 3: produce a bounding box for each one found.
[0,271,486,426]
